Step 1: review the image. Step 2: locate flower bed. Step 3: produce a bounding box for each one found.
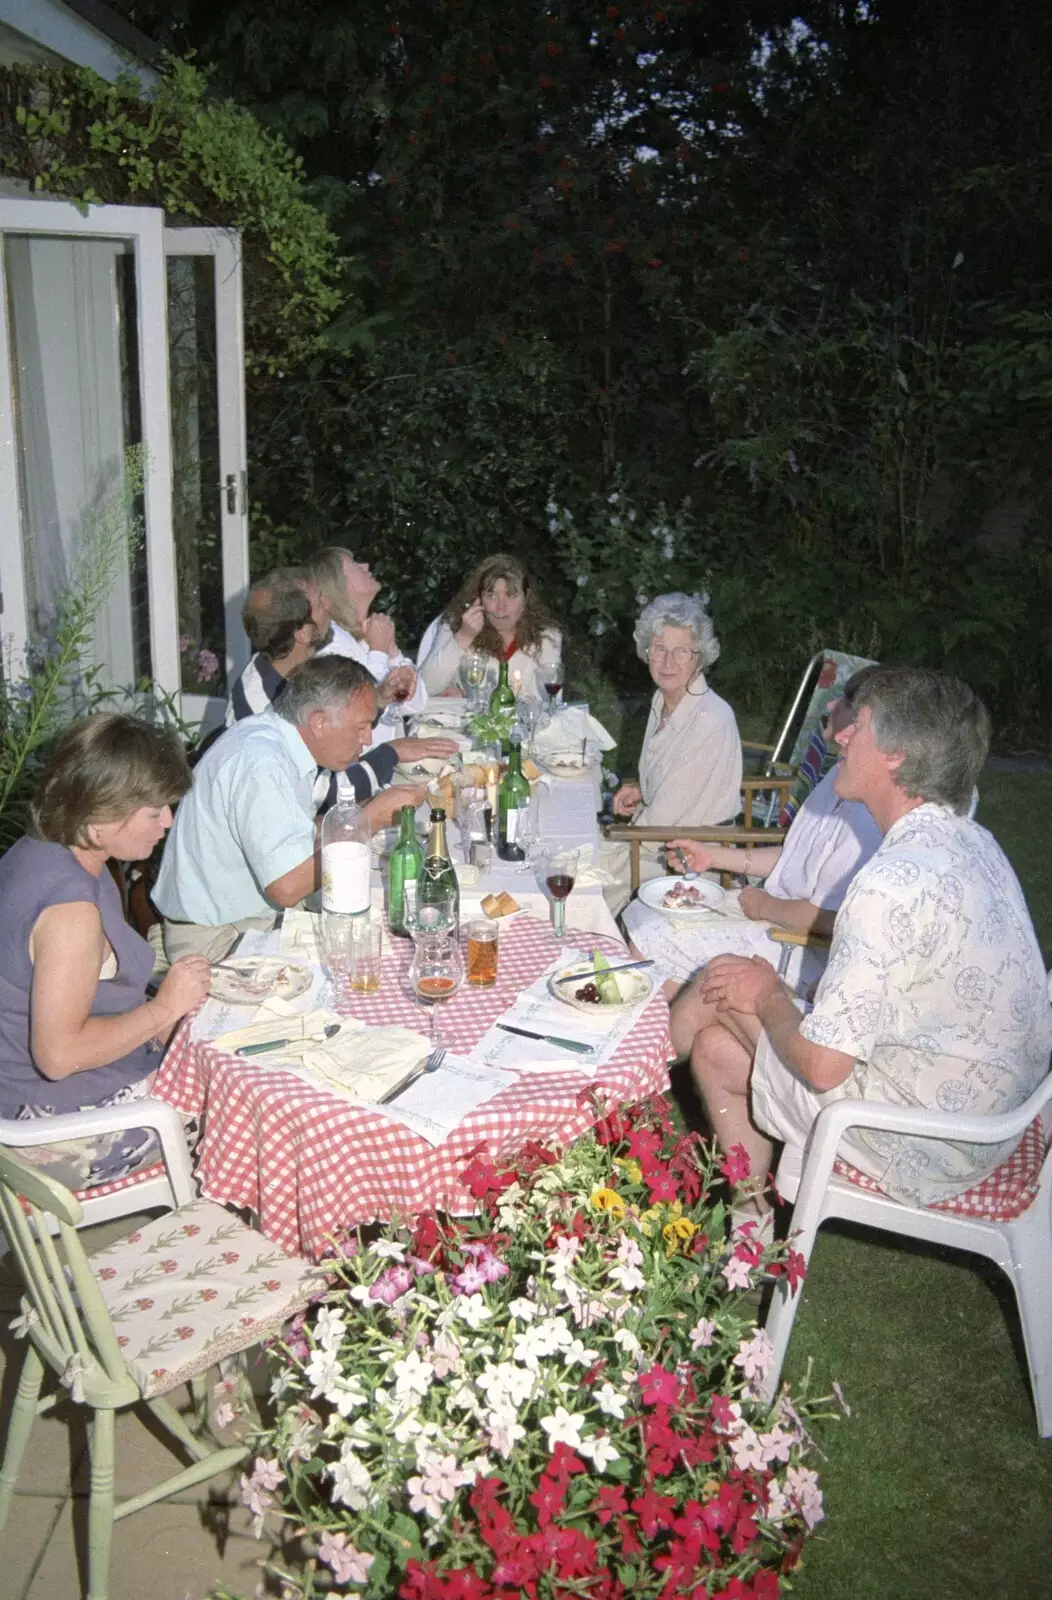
[244,1096,830,1598]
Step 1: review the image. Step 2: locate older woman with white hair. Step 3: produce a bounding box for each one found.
[602,592,742,914]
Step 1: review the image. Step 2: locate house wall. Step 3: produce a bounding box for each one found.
[0,0,159,85]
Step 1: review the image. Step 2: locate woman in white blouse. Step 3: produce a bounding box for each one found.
[306,546,427,739]
[417,554,562,701]
[603,592,742,914]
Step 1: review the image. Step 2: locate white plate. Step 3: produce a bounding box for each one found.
[416,705,469,729]
[637,875,726,917]
[209,958,313,1006]
[538,751,595,776]
[549,961,653,1013]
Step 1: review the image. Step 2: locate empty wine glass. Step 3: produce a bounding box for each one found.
[464,649,488,711]
[408,928,465,1044]
[516,696,544,756]
[536,845,580,939]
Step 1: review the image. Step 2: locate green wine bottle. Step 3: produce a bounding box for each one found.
[419,808,460,936]
[488,658,516,715]
[497,740,532,861]
[387,804,424,936]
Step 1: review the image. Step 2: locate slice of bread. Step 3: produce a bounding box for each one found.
[481,891,519,918]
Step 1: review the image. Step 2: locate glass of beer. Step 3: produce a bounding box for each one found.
[349,916,383,994]
[466,918,499,987]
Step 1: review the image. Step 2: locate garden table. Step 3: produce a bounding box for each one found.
[154,915,671,1261]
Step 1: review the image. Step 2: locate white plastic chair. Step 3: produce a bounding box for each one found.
[0,1097,194,1240]
[761,1072,1052,1435]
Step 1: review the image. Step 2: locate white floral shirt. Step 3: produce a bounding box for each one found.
[801,803,1052,1204]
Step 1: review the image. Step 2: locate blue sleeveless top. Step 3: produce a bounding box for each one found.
[0,837,157,1114]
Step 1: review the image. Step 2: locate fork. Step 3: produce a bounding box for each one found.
[425,1046,447,1073]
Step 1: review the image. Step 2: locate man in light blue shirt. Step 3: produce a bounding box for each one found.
[155,657,424,960]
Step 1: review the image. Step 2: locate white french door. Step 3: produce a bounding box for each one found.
[0,198,249,726]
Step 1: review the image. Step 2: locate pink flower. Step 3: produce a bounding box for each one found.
[734,1328,774,1384]
[786,1464,825,1529]
[638,1363,680,1408]
[98,1267,117,1280]
[370,1265,414,1304]
[722,1255,754,1292]
[176,1325,195,1340]
[452,1261,488,1294]
[720,1143,751,1184]
[222,1251,239,1264]
[199,1288,218,1302]
[134,1297,154,1310]
[161,1260,178,1274]
[689,1317,717,1349]
[318,1530,375,1586]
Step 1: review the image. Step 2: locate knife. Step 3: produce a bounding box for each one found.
[237,1023,342,1057]
[552,959,654,986]
[496,1023,595,1055]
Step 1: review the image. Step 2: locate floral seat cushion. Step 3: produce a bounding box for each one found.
[832,1115,1049,1222]
[89,1198,328,1398]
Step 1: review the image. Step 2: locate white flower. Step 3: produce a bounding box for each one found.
[577,573,589,587]
[616,1235,644,1267]
[592,621,606,637]
[407,1453,473,1521]
[270,1369,296,1401]
[486,1409,528,1458]
[612,1328,641,1356]
[766,1479,790,1524]
[563,1338,600,1369]
[430,1332,462,1378]
[759,1425,793,1464]
[786,1465,825,1530]
[477,1361,535,1410]
[453,1293,491,1330]
[447,1381,481,1416]
[595,1381,628,1419]
[393,1412,424,1445]
[371,1239,406,1262]
[578,1432,621,1472]
[304,1348,341,1397]
[464,1452,496,1480]
[608,1262,646,1292]
[539,1405,585,1451]
[329,1450,372,1511]
[325,1373,369,1417]
[507,1297,537,1323]
[608,491,620,503]
[392,1350,436,1405]
[314,1306,347,1348]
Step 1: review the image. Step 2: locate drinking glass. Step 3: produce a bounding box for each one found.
[541,657,564,713]
[516,696,544,756]
[465,918,499,987]
[514,803,540,873]
[320,910,371,1003]
[536,846,580,939]
[408,928,465,1042]
[405,881,458,939]
[465,649,488,711]
[349,917,383,994]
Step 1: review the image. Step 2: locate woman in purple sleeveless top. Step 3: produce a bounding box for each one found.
[0,715,212,1188]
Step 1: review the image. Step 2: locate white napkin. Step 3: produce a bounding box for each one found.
[572,844,617,889]
[376,1054,516,1146]
[213,997,433,1103]
[533,705,616,757]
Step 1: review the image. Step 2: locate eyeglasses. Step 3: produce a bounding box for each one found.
[647,645,699,666]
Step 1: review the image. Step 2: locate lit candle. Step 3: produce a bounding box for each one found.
[486,761,500,814]
[510,667,523,697]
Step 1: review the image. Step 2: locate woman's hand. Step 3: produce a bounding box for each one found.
[154,956,212,1028]
[739,885,774,922]
[612,782,642,818]
[665,838,714,874]
[454,598,486,649]
[364,612,398,656]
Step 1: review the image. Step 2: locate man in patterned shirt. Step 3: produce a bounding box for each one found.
[692,667,1051,1211]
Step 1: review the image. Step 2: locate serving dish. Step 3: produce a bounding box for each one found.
[548,961,653,1013]
[209,958,313,1006]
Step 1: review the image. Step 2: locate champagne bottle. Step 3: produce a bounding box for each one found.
[387,804,424,936]
[419,808,460,936]
[488,658,516,715]
[497,740,532,861]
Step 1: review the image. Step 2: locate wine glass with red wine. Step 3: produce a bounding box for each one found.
[542,657,564,712]
[537,845,580,939]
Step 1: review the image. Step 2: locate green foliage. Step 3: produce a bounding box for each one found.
[0,56,346,371]
[0,452,147,848]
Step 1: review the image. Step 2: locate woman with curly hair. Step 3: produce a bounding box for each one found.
[417,554,564,700]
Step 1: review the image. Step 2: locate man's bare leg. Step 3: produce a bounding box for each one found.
[668,975,721,1060]
[691,1018,774,1200]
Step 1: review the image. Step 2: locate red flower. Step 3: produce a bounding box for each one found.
[459,1154,515,1198]
[478,51,493,67]
[720,1143,751,1184]
[784,1248,807,1292]
[644,1170,678,1204]
[134,1297,154,1310]
[606,3,619,15]
[639,1363,680,1408]
[713,80,729,94]
[539,74,554,88]
[627,1128,663,1166]
[497,332,509,345]
[647,256,663,268]
[605,240,627,253]
[614,26,625,38]
[263,1279,281,1292]
[630,1487,678,1537]
[221,1252,239,1265]
[546,41,563,56]
[617,1513,642,1557]
[711,1393,739,1431]
[547,1441,587,1482]
[528,1472,566,1527]
[593,1485,628,1525]
[176,1325,195,1340]
[161,1260,179,1273]
[199,1288,218,1302]
[98,1267,117,1280]
[117,1334,129,1347]
[440,72,457,86]
[181,1224,200,1236]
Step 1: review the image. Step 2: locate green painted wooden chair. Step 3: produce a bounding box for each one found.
[0,1145,325,1600]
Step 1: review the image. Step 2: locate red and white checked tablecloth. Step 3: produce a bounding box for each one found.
[154,916,671,1260]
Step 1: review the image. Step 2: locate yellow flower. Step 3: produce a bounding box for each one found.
[613,1157,644,1184]
[590,1186,627,1219]
[662,1216,697,1256]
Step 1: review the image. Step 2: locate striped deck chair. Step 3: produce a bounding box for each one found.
[750,649,876,829]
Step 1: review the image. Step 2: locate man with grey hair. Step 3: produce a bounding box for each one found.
[155,658,426,960]
[689,666,1051,1219]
